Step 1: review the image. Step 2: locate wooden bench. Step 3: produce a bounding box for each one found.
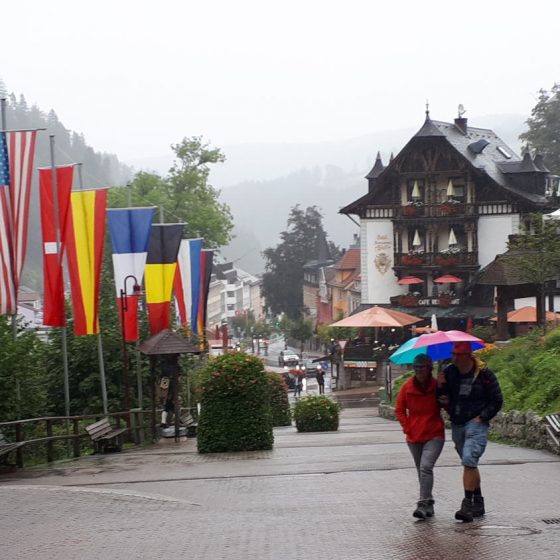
[180,412,198,437]
[85,418,129,454]
[545,413,560,449]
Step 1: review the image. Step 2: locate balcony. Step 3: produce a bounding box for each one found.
[395,201,475,220]
[394,251,478,268]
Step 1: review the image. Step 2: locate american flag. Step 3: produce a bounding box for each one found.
[0,130,37,315]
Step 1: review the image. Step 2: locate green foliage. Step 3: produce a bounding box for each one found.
[262,205,338,319]
[293,395,341,432]
[482,329,560,415]
[289,318,313,343]
[520,83,560,174]
[471,325,496,342]
[266,372,292,426]
[197,352,273,452]
[507,214,560,328]
[0,316,48,421]
[108,137,233,248]
[390,372,413,405]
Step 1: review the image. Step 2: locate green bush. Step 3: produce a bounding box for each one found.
[293,395,341,432]
[266,372,292,426]
[197,352,273,453]
[471,325,496,342]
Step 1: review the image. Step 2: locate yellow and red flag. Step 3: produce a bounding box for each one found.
[64,189,108,335]
[145,223,183,334]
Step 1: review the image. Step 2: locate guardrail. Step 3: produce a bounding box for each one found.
[0,410,149,469]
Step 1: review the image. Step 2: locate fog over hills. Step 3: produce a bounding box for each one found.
[127,113,526,274]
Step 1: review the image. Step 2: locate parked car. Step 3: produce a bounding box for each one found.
[301,362,322,378]
[278,351,299,367]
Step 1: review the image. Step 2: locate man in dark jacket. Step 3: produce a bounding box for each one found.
[437,341,503,523]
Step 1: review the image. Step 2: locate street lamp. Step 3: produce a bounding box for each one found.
[120,274,141,424]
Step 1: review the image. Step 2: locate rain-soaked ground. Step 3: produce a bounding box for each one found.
[1,408,559,559]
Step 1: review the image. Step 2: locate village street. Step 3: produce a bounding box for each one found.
[1,408,559,559]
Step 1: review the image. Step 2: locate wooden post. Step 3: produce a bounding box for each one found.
[73,419,81,458]
[496,286,509,341]
[46,419,54,463]
[15,422,23,468]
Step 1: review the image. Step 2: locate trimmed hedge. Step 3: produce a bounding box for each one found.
[293,395,341,432]
[197,352,273,453]
[266,372,292,426]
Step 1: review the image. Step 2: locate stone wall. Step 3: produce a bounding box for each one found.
[378,403,559,455]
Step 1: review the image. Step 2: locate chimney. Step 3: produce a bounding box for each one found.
[454,117,468,135]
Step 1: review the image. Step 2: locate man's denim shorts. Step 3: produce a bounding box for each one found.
[451,418,489,467]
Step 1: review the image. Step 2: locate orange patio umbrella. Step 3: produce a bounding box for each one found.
[490,306,560,323]
[329,306,421,328]
[397,276,424,285]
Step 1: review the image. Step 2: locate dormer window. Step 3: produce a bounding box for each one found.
[497,146,512,159]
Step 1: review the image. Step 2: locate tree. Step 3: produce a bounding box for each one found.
[108,137,233,248]
[289,318,313,355]
[507,214,560,329]
[0,317,48,421]
[520,84,560,174]
[261,206,339,319]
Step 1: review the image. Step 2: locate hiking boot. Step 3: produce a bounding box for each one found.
[472,496,485,518]
[425,499,435,517]
[455,498,474,522]
[413,500,429,519]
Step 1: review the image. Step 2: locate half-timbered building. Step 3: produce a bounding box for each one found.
[340,110,556,328]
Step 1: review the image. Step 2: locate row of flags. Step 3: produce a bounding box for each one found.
[1,139,214,341]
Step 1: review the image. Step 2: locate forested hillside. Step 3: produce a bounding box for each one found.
[1,79,133,289]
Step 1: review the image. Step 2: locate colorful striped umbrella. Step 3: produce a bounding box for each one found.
[389,330,485,364]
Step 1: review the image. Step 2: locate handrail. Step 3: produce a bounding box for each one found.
[0,410,151,469]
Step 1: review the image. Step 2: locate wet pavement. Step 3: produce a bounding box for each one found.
[1,408,560,559]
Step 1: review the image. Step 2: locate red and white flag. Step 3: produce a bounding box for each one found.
[39,165,74,326]
[0,130,37,315]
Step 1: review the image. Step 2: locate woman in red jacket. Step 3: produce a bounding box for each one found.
[395,353,445,519]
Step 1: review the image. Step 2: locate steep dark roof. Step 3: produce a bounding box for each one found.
[475,245,558,287]
[365,151,385,179]
[139,329,201,355]
[341,114,552,215]
[413,114,445,138]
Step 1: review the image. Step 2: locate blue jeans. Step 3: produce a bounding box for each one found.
[452,419,488,467]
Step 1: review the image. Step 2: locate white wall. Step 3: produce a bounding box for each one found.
[362,219,396,304]
[477,214,519,269]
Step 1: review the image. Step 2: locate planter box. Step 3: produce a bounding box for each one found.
[435,255,458,267]
[439,204,458,216]
[400,295,419,307]
[402,255,423,266]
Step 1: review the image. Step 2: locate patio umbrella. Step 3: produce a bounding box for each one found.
[433,274,462,283]
[448,227,457,246]
[411,180,421,199]
[330,306,421,328]
[412,230,421,247]
[489,306,560,323]
[389,330,485,364]
[431,313,438,331]
[446,179,455,197]
[397,276,423,285]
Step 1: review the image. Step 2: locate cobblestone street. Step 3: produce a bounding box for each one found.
[2,409,560,559]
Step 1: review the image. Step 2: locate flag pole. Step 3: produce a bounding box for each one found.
[1,98,20,416]
[49,136,71,421]
[1,98,6,129]
[76,162,109,416]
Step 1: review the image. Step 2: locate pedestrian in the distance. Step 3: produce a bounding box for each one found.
[316,367,325,394]
[395,353,445,519]
[437,341,503,522]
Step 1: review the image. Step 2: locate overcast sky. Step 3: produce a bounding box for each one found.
[1,0,558,162]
